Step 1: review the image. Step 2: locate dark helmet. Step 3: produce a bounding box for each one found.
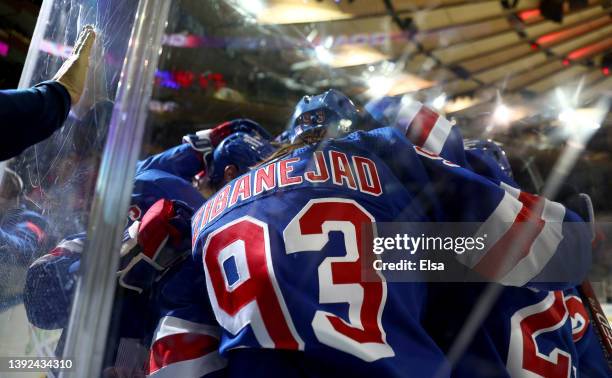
[289,89,359,143]
[208,132,276,185]
[464,139,513,178]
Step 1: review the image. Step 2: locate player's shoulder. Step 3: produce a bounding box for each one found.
[315,126,422,168]
[342,126,412,148]
[133,169,205,211]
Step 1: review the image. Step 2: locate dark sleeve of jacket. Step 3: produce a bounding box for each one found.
[0,81,71,161]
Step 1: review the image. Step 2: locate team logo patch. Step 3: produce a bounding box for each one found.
[129,205,142,221]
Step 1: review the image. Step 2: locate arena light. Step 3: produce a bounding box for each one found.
[567,40,612,61]
[536,17,610,46]
[558,108,577,124]
[558,107,601,130]
[493,103,511,125]
[367,75,393,98]
[557,106,603,144]
[328,45,389,68]
[255,1,350,24]
[236,0,265,15]
[518,8,541,22]
[365,72,434,98]
[314,45,333,65]
[431,93,446,110]
[554,87,606,142]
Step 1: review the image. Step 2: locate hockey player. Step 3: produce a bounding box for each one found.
[429,145,610,377]
[24,119,274,328]
[199,131,275,193]
[23,141,207,371]
[23,121,275,373]
[366,96,611,377]
[149,90,593,377]
[0,207,48,311]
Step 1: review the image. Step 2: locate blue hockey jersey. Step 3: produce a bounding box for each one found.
[0,208,48,310]
[391,103,610,377]
[22,143,206,373]
[426,284,610,378]
[24,143,205,331]
[149,126,592,377]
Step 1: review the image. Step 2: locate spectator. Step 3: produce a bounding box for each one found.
[0,25,96,161]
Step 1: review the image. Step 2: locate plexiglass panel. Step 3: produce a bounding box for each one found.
[0,0,141,375]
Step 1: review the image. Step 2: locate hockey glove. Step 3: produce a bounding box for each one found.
[118,199,193,293]
[182,119,271,174]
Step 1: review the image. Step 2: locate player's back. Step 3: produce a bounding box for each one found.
[425,283,610,378]
[188,126,593,377]
[190,127,451,377]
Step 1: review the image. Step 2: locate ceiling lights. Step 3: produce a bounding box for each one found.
[250,0,352,24]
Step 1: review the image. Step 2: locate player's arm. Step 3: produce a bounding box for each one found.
[136,144,205,182]
[0,26,95,161]
[368,99,469,168]
[24,235,85,329]
[23,198,194,330]
[136,119,269,182]
[147,258,227,378]
[118,198,194,294]
[0,82,71,161]
[361,127,592,290]
[418,143,591,289]
[0,208,48,258]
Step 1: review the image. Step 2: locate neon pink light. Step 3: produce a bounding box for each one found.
[0,41,9,57]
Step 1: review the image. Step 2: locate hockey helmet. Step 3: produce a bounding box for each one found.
[289,89,359,143]
[208,132,276,185]
[464,139,513,179]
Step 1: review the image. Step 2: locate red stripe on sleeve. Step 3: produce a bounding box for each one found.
[406,106,439,147]
[473,192,545,280]
[148,333,218,374]
[24,221,45,243]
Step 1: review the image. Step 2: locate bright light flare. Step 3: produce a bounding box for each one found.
[553,86,607,143]
[364,72,433,99]
[558,107,603,141]
[542,99,609,199]
[557,109,576,124]
[367,75,393,98]
[314,45,333,65]
[492,104,511,125]
[237,0,265,15]
[431,94,446,110]
[255,2,349,24]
